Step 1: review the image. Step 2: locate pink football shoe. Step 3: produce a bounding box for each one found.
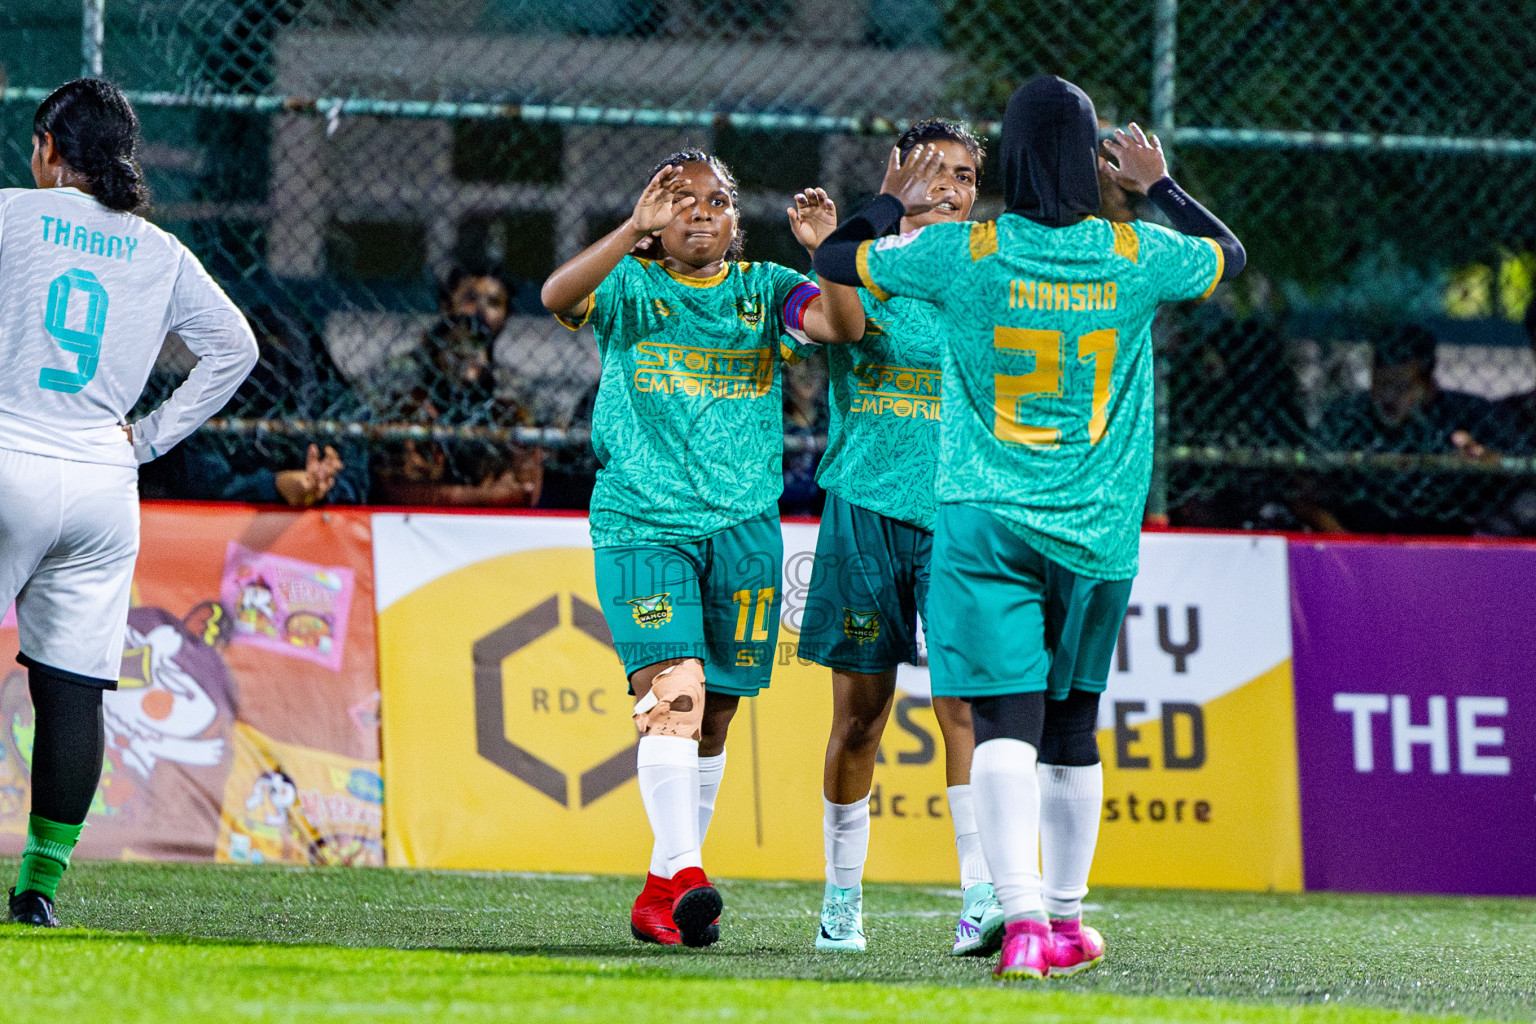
[994,920,1052,980]
[1047,917,1106,977]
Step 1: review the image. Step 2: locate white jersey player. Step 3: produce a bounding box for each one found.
[1,79,256,927]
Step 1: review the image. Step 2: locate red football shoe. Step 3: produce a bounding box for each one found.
[670,866,723,948]
[630,873,681,945]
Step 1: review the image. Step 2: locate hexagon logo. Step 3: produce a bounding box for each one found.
[472,592,636,807]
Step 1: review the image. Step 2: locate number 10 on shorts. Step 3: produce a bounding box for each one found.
[733,587,774,642]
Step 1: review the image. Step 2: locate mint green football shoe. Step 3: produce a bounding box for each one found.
[814,881,866,951]
[951,882,1006,956]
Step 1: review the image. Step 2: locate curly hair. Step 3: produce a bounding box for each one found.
[33,78,148,213]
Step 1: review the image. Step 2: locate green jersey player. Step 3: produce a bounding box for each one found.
[792,120,1005,958]
[541,152,864,950]
[814,76,1245,980]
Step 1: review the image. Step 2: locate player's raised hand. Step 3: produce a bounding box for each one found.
[629,164,694,236]
[1101,123,1169,195]
[787,188,839,253]
[880,143,945,215]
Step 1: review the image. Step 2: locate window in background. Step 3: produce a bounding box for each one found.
[452,118,565,186]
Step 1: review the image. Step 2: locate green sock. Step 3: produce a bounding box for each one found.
[15,815,84,901]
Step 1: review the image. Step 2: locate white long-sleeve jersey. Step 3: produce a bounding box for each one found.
[0,186,257,467]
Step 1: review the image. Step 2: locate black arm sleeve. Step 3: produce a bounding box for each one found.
[812,193,907,286]
[1147,177,1245,280]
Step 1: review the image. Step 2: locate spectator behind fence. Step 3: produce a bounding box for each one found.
[144,306,369,506]
[1478,300,1536,535]
[781,354,828,517]
[372,264,543,507]
[1299,324,1495,533]
[1167,311,1307,529]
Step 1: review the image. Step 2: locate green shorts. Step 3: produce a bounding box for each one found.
[593,509,782,697]
[796,493,931,673]
[928,503,1132,701]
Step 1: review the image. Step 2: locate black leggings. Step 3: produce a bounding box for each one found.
[27,660,106,825]
[971,690,1101,767]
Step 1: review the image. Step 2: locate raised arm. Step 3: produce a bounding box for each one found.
[788,187,865,344]
[813,144,946,287]
[1102,124,1246,280]
[541,165,692,320]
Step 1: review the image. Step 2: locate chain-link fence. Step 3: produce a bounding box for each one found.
[3,0,1535,530]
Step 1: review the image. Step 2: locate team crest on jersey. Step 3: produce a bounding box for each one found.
[843,609,881,645]
[736,296,765,329]
[653,299,672,318]
[864,318,887,336]
[629,593,674,629]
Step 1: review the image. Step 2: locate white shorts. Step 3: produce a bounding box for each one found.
[0,446,139,686]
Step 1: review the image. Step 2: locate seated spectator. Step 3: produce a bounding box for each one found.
[373,264,543,507]
[1299,324,1496,533]
[144,306,369,506]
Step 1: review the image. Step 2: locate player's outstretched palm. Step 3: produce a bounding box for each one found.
[787,188,838,253]
[1101,123,1168,195]
[880,143,945,216]
[629,164,694,236]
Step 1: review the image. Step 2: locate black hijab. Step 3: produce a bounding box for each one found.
[1001,75,1101,227]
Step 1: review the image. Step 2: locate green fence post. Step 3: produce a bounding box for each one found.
[1147,0,1178,522]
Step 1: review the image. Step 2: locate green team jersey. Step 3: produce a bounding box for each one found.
[816,288,943,531]
[856,214,1222,579]
[558,255,817,548]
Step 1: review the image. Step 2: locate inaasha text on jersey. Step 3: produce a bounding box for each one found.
[38,216,139,262]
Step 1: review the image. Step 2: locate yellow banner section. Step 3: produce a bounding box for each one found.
[379,539,1301,889]
[1094,660,1303,891]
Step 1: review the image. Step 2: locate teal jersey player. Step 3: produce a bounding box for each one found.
[814,78,1244,979]
[855,212,1220,580]
[559,254,816,549]
[542,151,864,952]
[795,123,1010,961]
[817,289,943,531]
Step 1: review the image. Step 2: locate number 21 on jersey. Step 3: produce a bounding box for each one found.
[992,326,1116,447]
[38,269,109,394]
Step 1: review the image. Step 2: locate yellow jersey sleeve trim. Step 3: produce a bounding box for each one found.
[1111,222,1140,263]
[778,340,806,365]
[969,221,998,261]
[553,295,596,331]
[856,240,892,302]
[1198,237,1225,301]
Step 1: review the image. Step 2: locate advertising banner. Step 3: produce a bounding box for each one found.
[0,504,382,866]
[377,514,1300,890]
[1290,539,1536,895]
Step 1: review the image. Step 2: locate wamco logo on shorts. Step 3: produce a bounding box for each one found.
[472,593,636,808]
[843,608,880,645]
[628,592,673,628]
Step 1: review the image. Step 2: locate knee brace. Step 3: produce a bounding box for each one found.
[1039,690,1102,766]
[633,659,706,739]
[970,692,1046,748]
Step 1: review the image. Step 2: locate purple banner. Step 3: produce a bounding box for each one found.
[1291,539,1536,895]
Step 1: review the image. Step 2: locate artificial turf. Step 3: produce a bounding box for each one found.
[3,859,1533,1023]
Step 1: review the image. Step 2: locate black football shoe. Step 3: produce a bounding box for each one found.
[7,888,60,927]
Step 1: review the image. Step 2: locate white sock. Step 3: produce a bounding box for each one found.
[637,735,701,879]
[946,784,991,890]
[971,738,1043,922]
[1039,762,1103,920]
[822,795,870,890]
[697,750,726,846]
